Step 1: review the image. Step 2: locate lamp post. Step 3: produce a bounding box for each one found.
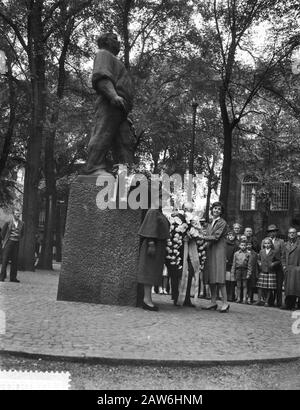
[189,98,198,175]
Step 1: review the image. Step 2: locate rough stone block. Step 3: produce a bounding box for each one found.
[57,180,142,306]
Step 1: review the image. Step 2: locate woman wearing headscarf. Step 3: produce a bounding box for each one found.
[137,197,170,311]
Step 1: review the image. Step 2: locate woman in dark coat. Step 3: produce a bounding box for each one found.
[200,201,229,312]
[137,205,170,311]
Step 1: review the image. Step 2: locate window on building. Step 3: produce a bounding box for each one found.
[270,182,290,211]
[240,176,290,212]
[240,175,258,211]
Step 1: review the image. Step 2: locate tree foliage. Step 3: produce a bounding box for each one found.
[1,0,300,268]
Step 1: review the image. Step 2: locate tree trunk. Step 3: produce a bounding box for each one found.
[19,1,46,271]
[261,210,269,236]
[152,154,159,174]
[0,51,16,176]
[219,126,232,215]
[37,117,57,269]
[38,15,74,269]
[205,179,212,221]
[259,201,270,236]
[219,86,233,217]
[37,180,56,269]
[123,0,133,70]
[55,202,62,262]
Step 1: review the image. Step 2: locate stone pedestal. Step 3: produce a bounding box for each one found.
[57,179,141,306]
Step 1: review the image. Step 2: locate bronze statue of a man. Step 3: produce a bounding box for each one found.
[86,33,135,174]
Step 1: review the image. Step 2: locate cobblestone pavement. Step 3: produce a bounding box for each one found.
[0,267,299,364]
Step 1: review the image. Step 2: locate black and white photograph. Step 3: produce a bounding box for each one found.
[0,0,300,393]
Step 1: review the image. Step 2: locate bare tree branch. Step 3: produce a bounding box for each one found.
[43,0,93,42]
[130,1,164,50]
[0,30,30,83]
[213,0,226,74]
[0,8,28,51]
[42,0,64,27]
[263,84,300,116]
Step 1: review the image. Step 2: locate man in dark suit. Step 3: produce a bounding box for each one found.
[282,227,300,310]
[262,224,285,307]
[0,209,24,282]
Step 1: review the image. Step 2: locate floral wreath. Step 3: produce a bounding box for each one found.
[165,210,206,270]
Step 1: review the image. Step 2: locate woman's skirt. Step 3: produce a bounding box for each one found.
[257,272,277,289]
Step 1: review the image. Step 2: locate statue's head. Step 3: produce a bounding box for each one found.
[97,33,120,56]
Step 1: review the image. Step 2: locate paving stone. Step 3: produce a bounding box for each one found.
[0,268,299,363]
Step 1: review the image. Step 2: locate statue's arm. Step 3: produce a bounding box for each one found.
[96,78,118,100]
[96,79,126,111]
[92,50,126,111]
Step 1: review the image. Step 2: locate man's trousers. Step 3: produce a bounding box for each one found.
[86,96,134,173]
[0,240,20,281]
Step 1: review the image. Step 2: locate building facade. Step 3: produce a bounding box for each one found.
[227,161,300,241]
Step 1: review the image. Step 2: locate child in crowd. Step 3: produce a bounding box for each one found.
[231,240,250,303]
[246,241,258,304]
[162,265,169,295]
[239,234,247,243]
[152,265,169,295]
[255,238,279,307]
[225,231,238,302]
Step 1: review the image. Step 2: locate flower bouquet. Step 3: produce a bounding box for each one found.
[165,211,206,269]
[165,210,207,305]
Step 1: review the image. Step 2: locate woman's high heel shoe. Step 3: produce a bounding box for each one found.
[203,304,218,310]
[142,302,159,311]
[220,304,230,313]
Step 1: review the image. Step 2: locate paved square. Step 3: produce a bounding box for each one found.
[0,267,299,364]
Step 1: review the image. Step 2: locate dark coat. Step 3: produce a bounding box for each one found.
[258,249,280,273]
[247,236,260,253]
[137,209,170,286]
[283,240,300,297]
[225,239,237,271]
[204,217,228,284]
[282,240,300,267]
[261,237,285,265]
[247,250,259,287]
[1,219,24,249]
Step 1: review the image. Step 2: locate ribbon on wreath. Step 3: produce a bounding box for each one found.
[177,238,201,306]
